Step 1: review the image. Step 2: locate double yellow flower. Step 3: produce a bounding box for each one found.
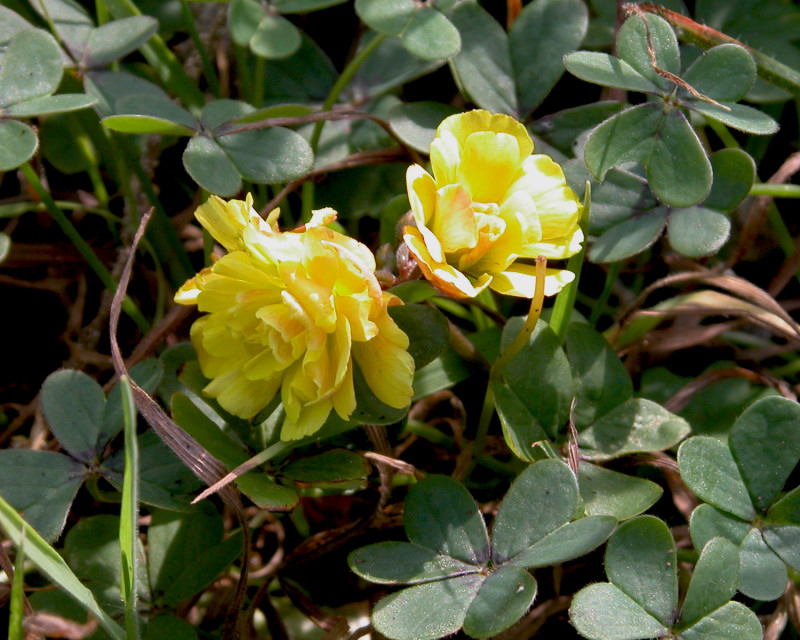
[404,110,583,298]
[175,195,415,441]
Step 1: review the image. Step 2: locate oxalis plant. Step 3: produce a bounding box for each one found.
[2,0,800,639]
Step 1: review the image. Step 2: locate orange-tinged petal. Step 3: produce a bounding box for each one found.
[432,184,478,254]
[404,227,490,298]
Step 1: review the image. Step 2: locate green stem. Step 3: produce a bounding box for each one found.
[548,182,592,343]
[589,261,621,327]
[471,383,495,466]
[252,55,266,108]
[302,32,386,219]
[19,162,150,333]
[750,183,800,198]
[233,44,253,101]
[178,0,221,98]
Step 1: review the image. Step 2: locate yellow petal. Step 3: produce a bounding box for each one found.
[521,227,584,260]
[407,165,437,227]
[195,193,268,252]
[489,264,575,298]
[460,131,524,203]
[437,109,532,157]
[352,306,414,410]
[204,368,281,420]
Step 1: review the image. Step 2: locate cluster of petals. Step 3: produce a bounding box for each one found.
[403,109,583,298]
[175,195,415,441]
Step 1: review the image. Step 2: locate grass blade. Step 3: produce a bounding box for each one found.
[119,375,141,640]
[0,496,126,640]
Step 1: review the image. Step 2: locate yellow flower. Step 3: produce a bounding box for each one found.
[403,110,583,298]
[175,195,415,441]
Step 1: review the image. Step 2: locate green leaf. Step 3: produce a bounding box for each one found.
[679,601,763,640]
[216,126,313,184]
[605,516,678,625]
[29,0,93,60]
[0,29,63,108]
[228,0,262,45]
[647,110,713,207]
[183,135,242,197]
[689,504,751,551]
[737,528,787,601]
[762,525,800,573]
[388,100,458,154]
[0,232,9,264]
[448,0,517,114]
[282,449,369,484]
[235,474,299,511]
[689,100,779,135]
[729,396,800,511]
[531,102,627,157]
[510,0,588,116]
[63,515,148,615]
[704,149,755,211]
[355,0,415,36]
[274,0,349,12]
[201,98,254,129]
[260,33,337,103]
[41,369,107,462]
[679,537,739,626]
[677,437,754,521]
[349,542,479,585]
[401,6,461,61]
[564,51,661,93]
[0,496,126,640]
[682,44,756,102]
[570,583,668,640]
[501,318,573,439]
[505,516,617,569]
[103,359,163,443]
[0,120,37,172]
[578,462,663,521]
[462,566,536,638]
[617,14,680,91]
[0,6,35,49]
[110,93,199,132]
[566,323,633,428]
[404,475,490,566]
[578,398,690,461]
[492,378,549,463]
[584,104,712,207]
[147,505,243,606]
[371,574,485,640]
[667,207,731,258]
[6,94,96,117]
[84,70,171,119]
[388,303,449,369]
[0,450,85,542]
[492,460,579,564]
[102,114,197,136]
[347,34,443,102]
[249,14,302,59]
[766,485,800,525]
[103,431,202,512]
[85,16,158,67]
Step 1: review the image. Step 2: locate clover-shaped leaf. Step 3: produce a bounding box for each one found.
[565,11,776,210]
[680,396,800,600]
[350,461,614,640]
[570,517,762,640]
